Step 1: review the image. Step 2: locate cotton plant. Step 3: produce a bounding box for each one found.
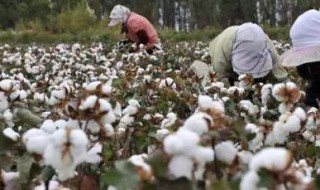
[128,154,153,181]
[163,128,214,180]
[240,147,314,190]
[160,112,177,128]
[117,99,140,133]
[43,128,89,181]
[196,95,226,129]
[265,107,306,146]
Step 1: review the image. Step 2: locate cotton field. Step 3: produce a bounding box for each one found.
[0,41,318,190]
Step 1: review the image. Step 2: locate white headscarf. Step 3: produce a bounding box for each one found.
[231,23,273,78]
[108,5,131,27]
[281,10,320,67]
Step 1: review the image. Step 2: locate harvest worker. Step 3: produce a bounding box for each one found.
[209,22,288,85]
[281,10,320,108]
[108,4,162,54]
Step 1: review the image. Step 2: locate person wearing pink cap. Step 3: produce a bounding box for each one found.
[281,10,320,108]
[108,5,162,54]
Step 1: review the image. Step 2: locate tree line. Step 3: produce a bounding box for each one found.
[0,0,319,31]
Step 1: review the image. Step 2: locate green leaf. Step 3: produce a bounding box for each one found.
[100,161,140,190]
[17,153,34,188]
[41,166,55,182]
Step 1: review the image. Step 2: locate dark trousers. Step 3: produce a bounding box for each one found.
[297,62,320,108]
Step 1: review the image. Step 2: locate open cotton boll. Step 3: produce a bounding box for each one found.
[198,95,215,110]
[84,81,101,91]
[25,135,50,155]
[249,147,292,172]
[3,128,20,141]
[40,119,56,134]
[118,114,135,128]
[182,112,211,135]
[86,120,100,134]
[113,102,122,119]
[159,77,176,89]
[283,114,301,133]
[160,112,177,128]
[86,142,103,164]
[155,128,170,141]
[79,95,98,110]
[292,107,306,121]
[240,171,260,190]
[278,102,294,114]
[245,124,263,152]
[227,86,245,95]
[214,141,238,165]
[1,170,19,190]
[168,155,193,180]
[302,130,315,142]
[237,151,253,165]
[272,83,286,102]
[265,122,288,146]
[175,128,200,151]
[193,146,215,164]
[163,135,184,155]
[22,128,47,144]
[0,79,13,91]
[239,100,259,115]
[103,124,114,137]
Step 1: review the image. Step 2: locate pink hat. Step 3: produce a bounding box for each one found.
[281,10,320,67]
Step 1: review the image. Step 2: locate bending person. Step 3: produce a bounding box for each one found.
[209,22,288,85]
[281,10,320,108]
[108,4,162,54]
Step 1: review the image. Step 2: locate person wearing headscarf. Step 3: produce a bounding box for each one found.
[108,4,162,53]
[209,22,288,85]
[281,10,320,108]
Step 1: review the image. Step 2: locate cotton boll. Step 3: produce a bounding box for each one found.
[160,112,177,128]
[249,147,292,172]
[176,129,200,152]
[272,83,286,102]
[40,119,56,134]
[193,146,215,164]
[163,135,184,155]
[155,129,170,141]
[292,107,306,121]
[198,95,215,110]
[85,81,101,91]
[237,151,253,165]
[22,128,47,144]
[283,115,301,133]
[159,77,176,89]
[240,171,260,190]
[168,155,193,180]
[214,141,238,165]
[3,128,20,141]
[182,112,211,135]
[278,103,294,114]
[0,79,13,91]
[79,95,98,110]
[302,130,315,142]
[1,170,19,190]
[86,142,102,164]
[25,135,50,155]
